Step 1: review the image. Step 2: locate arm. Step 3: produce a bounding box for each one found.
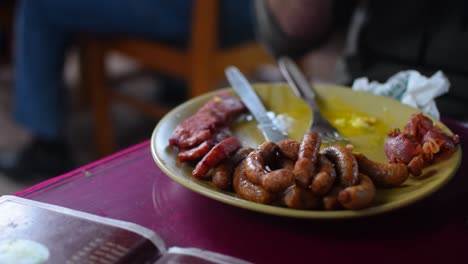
[254,0,335,58]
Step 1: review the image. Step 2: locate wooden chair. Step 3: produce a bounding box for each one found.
[79,0,272,157]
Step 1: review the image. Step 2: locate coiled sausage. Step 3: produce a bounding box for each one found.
[280,186,321,210]
[293,131,321,187]
[310,154,336,196]
[244,141,279,185]
[338,173,376,210]
[233,160,274,204]
[212,147,253,190]
[354,152,409,187]
[321,145,359,187]
[278,139,300,160]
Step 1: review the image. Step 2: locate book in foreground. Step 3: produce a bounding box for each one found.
[0,195,251,264]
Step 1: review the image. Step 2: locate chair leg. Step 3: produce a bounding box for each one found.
[190,64,214,97]
[78,45,91,107]
[80,40,115,157]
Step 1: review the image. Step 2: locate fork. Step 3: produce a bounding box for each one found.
[278,56,348,143]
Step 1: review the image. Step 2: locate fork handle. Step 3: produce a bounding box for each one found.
[278,56,322,120]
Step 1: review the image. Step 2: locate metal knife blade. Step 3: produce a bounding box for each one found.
[225,66,287,142]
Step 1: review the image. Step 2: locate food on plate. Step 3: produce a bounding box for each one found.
[177,140,214,162]
[385,113,460,176]
[322,186,343,210]
[233,162,274,204]
[321,145,359,187]
[244,141,295,192]
[292,131,321,188]
[277,139,300,160]
[325,110,379,136]
[168,93,461,211]
[337,173,376,210]
[354,153,409,187]
[279,185,321,210]
[310,155,336,195]
[192,136,241,178]
[169,92,246,161]
[212,147,253,190]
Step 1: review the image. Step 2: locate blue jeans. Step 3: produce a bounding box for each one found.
[14,0,253,140]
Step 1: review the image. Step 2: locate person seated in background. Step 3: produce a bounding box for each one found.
[254,0,468,121]
[0,0,255,182]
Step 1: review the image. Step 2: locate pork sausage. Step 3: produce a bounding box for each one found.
[321,145,359,187]
[337,173,376,210]
[354,152,409,187]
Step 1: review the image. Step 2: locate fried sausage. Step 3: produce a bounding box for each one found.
[321,145,359,187]
[354,152,409,187]
[280,186,321,210]
[278,139,300,160]
[212,147,253,190]
[243,141,295,192]
[337,173,376,210]
[261,169,295,193]
[322,186,343,211]
[279,158,295,170]
[310,154,336,196]
[244,141,280,185]
[192,136,241,178]
[233,161,274,204]
[293,131,321,187]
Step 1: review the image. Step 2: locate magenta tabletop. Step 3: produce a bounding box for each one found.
[16,118,468,264]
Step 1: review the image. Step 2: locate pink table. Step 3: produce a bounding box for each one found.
[16,118,468,264]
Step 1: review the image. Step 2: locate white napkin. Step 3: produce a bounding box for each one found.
[351,70,450,120]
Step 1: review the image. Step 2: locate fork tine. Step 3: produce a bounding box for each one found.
[318,131,346,144]
[321,134,336,143]
[278,56,348,143]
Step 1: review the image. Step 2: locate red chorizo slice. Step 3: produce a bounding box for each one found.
[293,131,321,187]
[338,173,376,210]
[177,140,214,162]
[192,136,242,178]
[354,152,409,187]
[321,144,359,187]
[233,161,274,204]
[169,113,217,148]
[310,154,336,196]
[212,147,253,190]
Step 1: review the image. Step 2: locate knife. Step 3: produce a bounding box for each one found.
[225,66,287,142]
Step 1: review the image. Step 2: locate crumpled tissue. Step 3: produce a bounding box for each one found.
[351,70,450,120]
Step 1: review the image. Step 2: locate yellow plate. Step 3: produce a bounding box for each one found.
[150,83,462,219]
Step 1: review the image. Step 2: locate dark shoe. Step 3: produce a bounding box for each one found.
[0,138,75,184]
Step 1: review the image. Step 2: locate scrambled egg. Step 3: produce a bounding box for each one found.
[334,113,376,130]
[323,110,381,137]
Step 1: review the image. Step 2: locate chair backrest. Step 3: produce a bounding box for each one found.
[106,0,271,97]
[80,0,272,156]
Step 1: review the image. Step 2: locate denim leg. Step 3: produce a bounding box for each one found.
[14,0,191,140]
[14,0,68,140]
[14,0,254,140]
